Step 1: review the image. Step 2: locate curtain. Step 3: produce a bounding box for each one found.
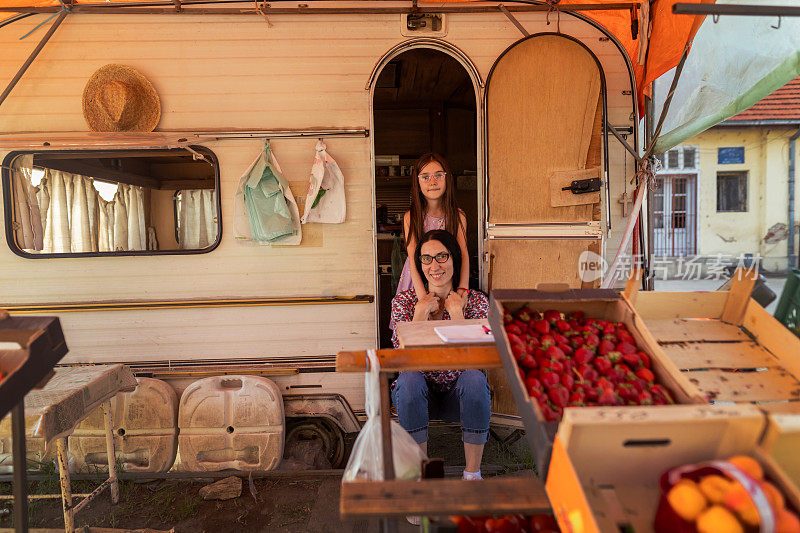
[12,161,147,253]
[178,189,217,249]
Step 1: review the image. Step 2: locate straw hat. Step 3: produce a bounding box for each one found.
[82,64,161,132]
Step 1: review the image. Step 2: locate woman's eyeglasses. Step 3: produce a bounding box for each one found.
[418,171,446,183]
[419,252,450,265]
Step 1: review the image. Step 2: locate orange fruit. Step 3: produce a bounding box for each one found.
[700,475,735,504]
[723,482,760,527]
[668,479,708,521]
[759,480,785,511]
[696,505,745,533]
[727,456,764,481]
[776,508,800,533]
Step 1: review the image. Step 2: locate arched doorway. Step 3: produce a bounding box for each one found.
[371,47,479,348]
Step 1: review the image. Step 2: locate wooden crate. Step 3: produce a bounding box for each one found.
[762,413,800,487]
[632,283,800,410]
[546,404,800,533]
[488,289,705,479]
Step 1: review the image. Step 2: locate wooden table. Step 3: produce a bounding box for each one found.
[395,318,493,348]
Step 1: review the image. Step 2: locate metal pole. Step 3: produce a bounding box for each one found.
[56,438,74,533]
[10,403,28,533]
[0,10,68,110]
[673,3,800,17]
[102,401,120,504]
[789,127,800,269]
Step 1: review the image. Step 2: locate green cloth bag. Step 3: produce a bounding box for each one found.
[243,144,295,242]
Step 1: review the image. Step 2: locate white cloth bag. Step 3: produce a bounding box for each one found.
[343,350,427,482]
[234,142,302,245]
[301,140,346,224]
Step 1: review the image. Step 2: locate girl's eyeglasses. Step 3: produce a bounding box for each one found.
[419,252,450,265]
[418,171,446,183]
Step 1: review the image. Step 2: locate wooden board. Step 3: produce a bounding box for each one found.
[549,168,600,208]
[336,346,501,373]
[340,476,550,518]
[645,318,750,343]
[661,341,778,370]
[633,291,728,320]
[684,368,800,403]
[395,319,491,349]
[487,34,601,224]
[488,239,597,291]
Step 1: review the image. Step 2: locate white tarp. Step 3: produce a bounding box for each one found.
[651,0,800,154]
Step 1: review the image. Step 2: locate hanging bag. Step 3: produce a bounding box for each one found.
[233,142,302,245]
[343,350,427,482]
[301,140,346,224]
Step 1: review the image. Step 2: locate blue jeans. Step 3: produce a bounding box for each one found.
[391,370,491,445]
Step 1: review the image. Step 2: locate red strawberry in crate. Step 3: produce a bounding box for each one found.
[606,365,627,384]
[518,366,525,380]
[594,356,612,375]
[507,332,524,347]
[574,347,594,365]
[506,324,522,336]
[622,352,642,369]
[547,360,564,375]
[555,320,572,333]
[515,305,532,323]
[568,310,585,321]
[635,367,655,383]
[568,319,581,330]
[540,371,560,388]
[576,364,599,383]
[586,385,601,401]
[540,403,560,422]
[561,358,574,376]
[570,390,586,405]
[598,340,615,356]
[617,330,635,344]
[598,388,620,406]
[603,324,616,336]
[553,333,569,346]
[548,384,569,409]
[570,335,586,349]
[558,343,574,356]
[616,383,637,402]
[597,377,614,391]
[532,319,550,334]
[561,374,575,389]
[520,354,537,369]
[637,351,651,368]
[650,384,674,404]
[503,308,514,324]
[511,344,526,362]
[607,351,623,364]
[539,334,555,349]
[546,345,565,361]
[543,309,561,322]
[525,376,542,391]
[617,341,637,355]
[637,390,654,405]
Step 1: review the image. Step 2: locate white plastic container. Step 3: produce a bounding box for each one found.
[0,433,49,473]
[70,377,178,473]
[178,375,284,472]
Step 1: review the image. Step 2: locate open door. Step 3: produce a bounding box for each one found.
[485,34,604,417]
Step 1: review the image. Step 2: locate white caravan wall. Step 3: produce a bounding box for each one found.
[0,10,636,363]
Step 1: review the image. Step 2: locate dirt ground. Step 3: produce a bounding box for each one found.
[0,426,534,532]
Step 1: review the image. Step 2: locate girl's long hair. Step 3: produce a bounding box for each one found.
[406,153,462,248]
[414,230,462,292]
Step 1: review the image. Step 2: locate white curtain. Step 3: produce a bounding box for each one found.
[12,163,147,253]
[178,189,217,249]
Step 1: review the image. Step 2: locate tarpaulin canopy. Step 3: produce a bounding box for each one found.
[652,0,800,153]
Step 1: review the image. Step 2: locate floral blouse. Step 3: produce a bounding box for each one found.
[390,288,490,392]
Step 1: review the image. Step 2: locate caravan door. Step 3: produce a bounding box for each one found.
[484,34,605,416]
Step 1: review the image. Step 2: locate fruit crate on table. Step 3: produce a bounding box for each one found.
[630,268,800,413]
[488,288,705,481]
[546,404,800,533]
[774,268,800,339]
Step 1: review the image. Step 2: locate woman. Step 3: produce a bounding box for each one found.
[390,229,490,481]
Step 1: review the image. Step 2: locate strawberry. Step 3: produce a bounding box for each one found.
[539,401,560,422]
[518,366,525,380]
[524,376,542,391]
[607,351,623,364]
[602,333,619,343]
[637,391,654,405]
[555,320,572,333]
[574,347,594,365]
[548,384,569,408]
[606,366,627,384]
[629,377,647,393]
[528,387,544,400]
[570,336,586,349]
[637,351,651,368]
[598,340,615,356]
[602,325,617,336]
[616,383,637,402]
[543,309,561,322]
[553,333,569,345]
[503,308,514,324]
[616,341,637,355]
[568,319,581,330]
[515,305,533,323]
[576,364,599,383]
[557,343,574,356]
[561,374,575,389]
[597,377,614,391]
[539,334,555,349]
[594,356,612,375]
[568,310,585,321]
[598,388,620,406]
[511,344,526,362]
[561,358,574,376]
[649,384,675,404]
[635,368,655,383]
[507,333,524,346]
[546,345,565,361]
[586,385,601,401]
[570,390,586,404]
[622,352,642,369]
[520,354,537,369]
[584,333,600,348]
[531,320,550,335]
[540,371,560,388]
[547,360,564,375]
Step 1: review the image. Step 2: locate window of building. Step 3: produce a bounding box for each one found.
[667,150,680,169]
[718,147,745,165]
[660,146,697,171]
[682,147,696,169]
[3,147,221,258]
[717,171,748,212]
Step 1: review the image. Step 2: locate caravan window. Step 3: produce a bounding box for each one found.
[3,147,220,258]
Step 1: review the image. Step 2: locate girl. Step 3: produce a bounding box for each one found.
[396,153,470,299]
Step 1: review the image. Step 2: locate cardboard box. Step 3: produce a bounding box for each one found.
[488,289,704,479]
[546,404,800,533]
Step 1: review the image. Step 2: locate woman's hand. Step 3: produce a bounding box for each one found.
[444,290,466,319]
[413,292,440,321]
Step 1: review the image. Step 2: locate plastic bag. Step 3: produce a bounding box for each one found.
[233,142,302,245]
[343,350,427,482]
[300,140,346,224]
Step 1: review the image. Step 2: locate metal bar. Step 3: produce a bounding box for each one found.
[0,13,35,28]
[0,469,346,483]
[0,11,67,110]
[498,4,530,36]
[56,438,74,533]
[4,294,374,314]
[488,235,602,240]
[673,3,800,17]
[69,478,112,515]
[7,2,636,14]
[378,372,395,481]
[102,401,119,504]
[643,42,691,159]
[0,493,95,501]
[193,128,369,139]
[10,403,28,533]
[607,124,640,160]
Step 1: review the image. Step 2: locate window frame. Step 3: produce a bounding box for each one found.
[2,146,223,259]
[716,170,748,213]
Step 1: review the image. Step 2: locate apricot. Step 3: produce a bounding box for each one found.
[723,483,759,527]
[727,456,764,481]
[695,505,744,533]
[776,508,800,533]
[668,479,708,521]
[760,480,786,511]
[696,505,745,533]
[700,475,735,504]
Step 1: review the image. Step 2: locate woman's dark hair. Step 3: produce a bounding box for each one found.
[406,153,463,248]
[414,229,462,291]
